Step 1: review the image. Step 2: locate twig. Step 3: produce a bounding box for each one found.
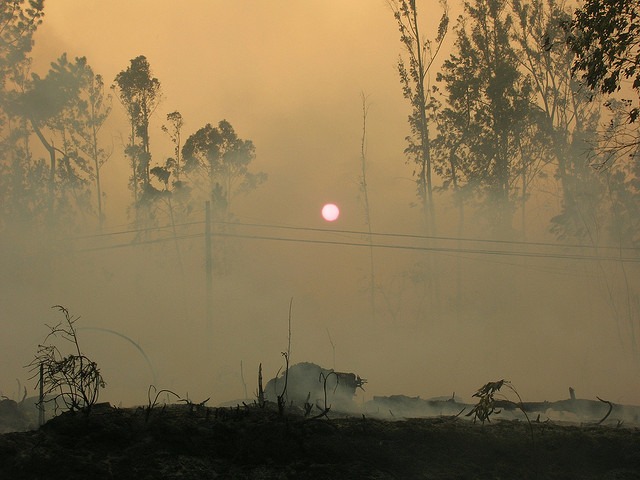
[596,396,613,424]
[145,385,180,422]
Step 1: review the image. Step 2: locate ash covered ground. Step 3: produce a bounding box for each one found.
[2,363,640,479]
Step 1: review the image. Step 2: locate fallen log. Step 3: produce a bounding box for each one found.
[367,394,640,425]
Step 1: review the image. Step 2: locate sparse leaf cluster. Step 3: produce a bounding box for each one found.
[466,379,507,424]
[566,0,639,115]
[28,306,105,414]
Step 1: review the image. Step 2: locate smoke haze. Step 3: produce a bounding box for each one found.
[1,1,639,409]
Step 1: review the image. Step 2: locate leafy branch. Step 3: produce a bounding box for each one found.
[467,379,535,448]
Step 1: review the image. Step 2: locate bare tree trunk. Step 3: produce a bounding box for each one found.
[391,0,448,320]
[30,119,57,221]
[91,113,104,231]
[359,92,376,324]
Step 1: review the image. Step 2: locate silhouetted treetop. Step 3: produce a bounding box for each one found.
[566,0,639,122]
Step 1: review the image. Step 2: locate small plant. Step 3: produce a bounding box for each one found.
[277,351,290,416]
[467,380,505,424]
[467,380,531,426]
[27,306,105,414]
[144,385,180,422]
[468,380,537,475]
[467,380,535,447]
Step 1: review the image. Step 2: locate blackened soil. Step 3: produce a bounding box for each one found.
[1,403,639,479]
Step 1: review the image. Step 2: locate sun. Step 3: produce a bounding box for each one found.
[321,203,340,222]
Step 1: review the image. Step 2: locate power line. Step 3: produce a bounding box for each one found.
[70,220,203,239]
[218,219,640,252]
[71,217,640,254]
[75,227,640,263]
[77,232,203,251]
[212,231,640,263]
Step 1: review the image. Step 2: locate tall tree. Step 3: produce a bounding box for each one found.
[436,0,533,236]
[162,110,184,182]
[148,111,191,223]
[510,0,604,242]
[0,0,44,230]
[390,0,449,235]
[358,92,376,323]
[565,0,640,352]
[14,54,94,225]
[433,26,478,233]
[565,0,639,170]
[65,66,112,229]
[182,119,264,220]
[112,55,162,205]
[153,110,190,219]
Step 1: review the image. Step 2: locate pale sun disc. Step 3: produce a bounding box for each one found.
[321,203,340,222]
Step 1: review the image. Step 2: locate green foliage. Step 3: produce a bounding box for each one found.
[182,119,264,218]
[390,0,449,234]
[1,49,112,232]
[28,306,105,414]
[556,0,640,244]
[113,55,162,203]
[566,0,639,121]
[435,0,533,234]
[0,0,43,90]
[161,111,184,184]
[68,67,112,227]
[603,150,640,247]
[432,0,634,246]
[113,55,162,139]
[18,54,86,122]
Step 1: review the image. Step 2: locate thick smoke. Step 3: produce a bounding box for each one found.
[1,1,638,412]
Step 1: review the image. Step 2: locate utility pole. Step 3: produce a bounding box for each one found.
[205,201,213,338]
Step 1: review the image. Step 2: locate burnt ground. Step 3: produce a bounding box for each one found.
[1,401,640,479]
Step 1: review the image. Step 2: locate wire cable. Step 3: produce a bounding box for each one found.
[75,228,640,263]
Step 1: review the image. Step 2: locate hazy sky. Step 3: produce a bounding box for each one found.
[3,1,639,410]
[34,0,439,228]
